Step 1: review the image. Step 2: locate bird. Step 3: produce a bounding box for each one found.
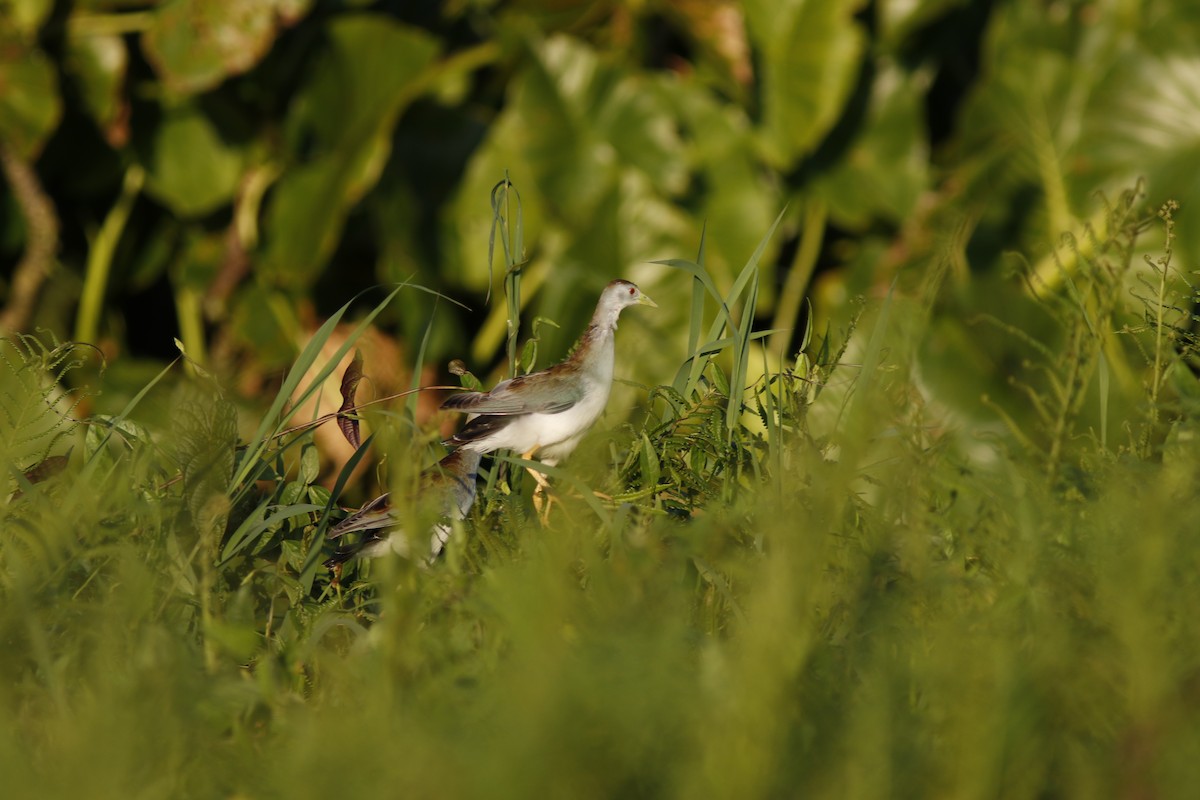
[324,448,482,570]
[440,279,656,514]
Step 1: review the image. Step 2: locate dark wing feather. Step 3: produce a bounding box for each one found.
[324,531,387,569]
[326,492,395,540]
[445,414,514,446]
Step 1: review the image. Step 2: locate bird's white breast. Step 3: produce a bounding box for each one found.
[477,335,615,462]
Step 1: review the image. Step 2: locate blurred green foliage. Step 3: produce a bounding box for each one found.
[0,0,1195,398]
[4,193,1200,796]
[5,1,1200,796]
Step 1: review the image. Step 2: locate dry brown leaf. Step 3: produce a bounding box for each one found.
[336,349,364,450]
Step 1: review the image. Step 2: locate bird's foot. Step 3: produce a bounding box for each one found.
[521,452,557,525]
[535,483,565,525]
[529,473,558,524]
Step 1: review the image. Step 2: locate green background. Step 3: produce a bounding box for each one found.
[4,2,1200,798]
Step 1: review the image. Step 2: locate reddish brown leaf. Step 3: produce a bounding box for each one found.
[337,349,364,449]
[24,454,69,485]
[11,454,70,500]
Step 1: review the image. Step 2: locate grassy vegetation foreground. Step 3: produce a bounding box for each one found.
[4,196,1200,798]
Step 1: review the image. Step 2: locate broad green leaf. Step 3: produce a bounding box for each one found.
[511,38,688,220]
[664,0,753,94]
[877,0,966,50]
[142,0,315,96]
[744,0,866,166]
[1073,45,1200,267]
[142,104,245,217]
[64,31,129,146]
[954,2,1200,274]
[4,0,53,37]
[448,35,698,309]
[259,141,390,287]
[171,227,226,289]
[229,285,300,369]
[813,63,931,229]
[259,16,439,287]
[448,34,700,357]
[594,75,689,197]
[514,35,617,225]
[283,18,437,152]
[668,86,776,284]
[447,111,545,290]
[948,2,1136,257]
[0,38,61,159]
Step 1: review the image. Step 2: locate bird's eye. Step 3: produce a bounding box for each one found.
[628,287,635,295]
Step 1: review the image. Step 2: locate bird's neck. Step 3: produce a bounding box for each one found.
[567,317,617,380]
[590,299,623,333]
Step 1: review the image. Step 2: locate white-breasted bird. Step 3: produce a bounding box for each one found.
[440,279,655,510]
[324,448,481,569]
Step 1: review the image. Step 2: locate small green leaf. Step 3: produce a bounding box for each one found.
[710,363,730,396]
[520,338,538,375]
[279,539,305,572]
[307,484,331,506]
[449,359,483,391]
[280,480,304,506]
[300,442,320,486]
[83,415,151,460]
[640,432,660,493]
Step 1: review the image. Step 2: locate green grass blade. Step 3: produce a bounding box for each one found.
[219,501,325,566]
[843,278,896,446]
[689,224,707,360]
[406,308,437,427]
[232,284,410,490]
[80,357,179,477]
[1098,348,1110,451]
[297,431,379,589]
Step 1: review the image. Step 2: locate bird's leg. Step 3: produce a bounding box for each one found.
[535,488,560,525]
[521,449,555,523]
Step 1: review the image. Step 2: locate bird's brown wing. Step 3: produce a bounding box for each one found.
[441,370,583,416]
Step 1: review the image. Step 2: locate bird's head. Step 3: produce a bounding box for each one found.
[603,280,657,313]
